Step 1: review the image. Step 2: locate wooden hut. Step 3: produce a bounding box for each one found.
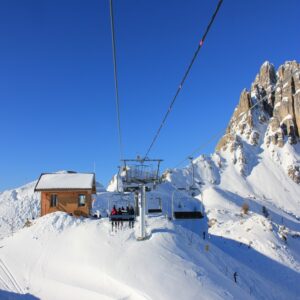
[35,172,96,217]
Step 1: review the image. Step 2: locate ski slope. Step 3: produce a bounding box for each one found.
[1,211,299,300]
[0,158,299,299]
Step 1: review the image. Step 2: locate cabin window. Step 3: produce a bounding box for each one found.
[50,194,58,207]
[78,194,86,207]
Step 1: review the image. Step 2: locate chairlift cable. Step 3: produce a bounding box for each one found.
[144,0,224,159]
[109,0,124,160]
[173,68,300,169]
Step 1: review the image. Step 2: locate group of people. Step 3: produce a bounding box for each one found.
[110,205,135,231]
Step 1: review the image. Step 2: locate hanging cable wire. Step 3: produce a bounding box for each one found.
[109,0,124,160]
[144,0,223,159]
[173,68,300,169]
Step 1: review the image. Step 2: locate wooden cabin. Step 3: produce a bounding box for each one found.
[35,172,96,217]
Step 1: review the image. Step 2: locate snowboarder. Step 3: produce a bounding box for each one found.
[233,272,237,283]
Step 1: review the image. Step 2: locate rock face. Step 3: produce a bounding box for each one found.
[216,61,300,182]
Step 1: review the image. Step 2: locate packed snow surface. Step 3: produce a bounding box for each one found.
[1,212,253,300]
[1,210,299,300]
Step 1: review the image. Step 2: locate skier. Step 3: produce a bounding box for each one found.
[129,206,135,229]
[129,206,134,215]
[118,207,123,229]
[111,205,117,215]
[111,205,117,231]
[203,231,206,240]
[233,272,237,283]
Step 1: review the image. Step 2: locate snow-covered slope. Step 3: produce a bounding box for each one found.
[2,212,299,300]
[0,181,40,239]
[163,61,300,299]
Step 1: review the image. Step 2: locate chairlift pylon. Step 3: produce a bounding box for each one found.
[118,157,163,240]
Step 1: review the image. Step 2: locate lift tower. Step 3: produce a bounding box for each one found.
[120,157,163,240]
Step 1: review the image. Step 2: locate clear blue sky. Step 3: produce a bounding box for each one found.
[0,0,299,191]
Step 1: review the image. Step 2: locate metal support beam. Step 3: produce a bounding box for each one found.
[134,192,139,216]
[138,185,146,240]
[188,156,195,188]
[171,191,175,220]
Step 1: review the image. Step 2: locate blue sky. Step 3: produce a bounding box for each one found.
[0,0,299,190]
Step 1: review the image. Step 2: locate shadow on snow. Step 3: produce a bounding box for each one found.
[0,290,40,300]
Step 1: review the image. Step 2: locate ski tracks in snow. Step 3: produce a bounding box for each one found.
[0,258,24,294]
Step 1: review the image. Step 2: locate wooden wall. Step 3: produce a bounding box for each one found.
[41,190,93,217]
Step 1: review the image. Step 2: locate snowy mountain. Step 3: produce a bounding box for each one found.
[164,60,300,298]
[0,180,40,239]
[169,61,300,210]
[0,61,300,299]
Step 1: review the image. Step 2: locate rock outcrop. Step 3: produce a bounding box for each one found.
[216,61,300,182]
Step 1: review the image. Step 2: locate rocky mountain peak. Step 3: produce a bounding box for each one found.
[216,60,300,182]
[253,61,277,89]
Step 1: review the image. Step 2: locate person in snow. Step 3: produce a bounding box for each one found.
[117,207,123,229]
[129,206,135,229]
[111,205,117,215]
[203,231,206,240]
[111,205,117,231]
[233,272,237,283]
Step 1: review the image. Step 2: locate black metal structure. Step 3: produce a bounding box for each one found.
[173,211,203,219]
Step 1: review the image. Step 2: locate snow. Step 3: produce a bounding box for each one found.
[274,102,281,108]
[0,174,104,240]
[161,114,300,299]
[282,96,289,102]
[1,203,299,300]
[262,61,271,68]
[0,181,40,239]
[1,148,300,299]
[283,82,289,88]
[35,173,95,190]
[0,212,253,300]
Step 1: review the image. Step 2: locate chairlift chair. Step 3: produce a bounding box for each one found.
[171,190,203,220]
[148,196,162,214]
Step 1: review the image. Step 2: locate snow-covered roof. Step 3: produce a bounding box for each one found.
[35,173,96,191]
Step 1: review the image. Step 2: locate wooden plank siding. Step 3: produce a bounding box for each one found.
[41,190,93,217]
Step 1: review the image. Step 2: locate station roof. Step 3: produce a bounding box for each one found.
[34,172,96,192]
